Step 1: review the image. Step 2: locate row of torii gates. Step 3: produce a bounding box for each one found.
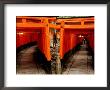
[16,16,94,63]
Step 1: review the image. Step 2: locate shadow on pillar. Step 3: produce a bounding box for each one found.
[33,47,52,74]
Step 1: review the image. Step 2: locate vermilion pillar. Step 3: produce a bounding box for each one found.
[88,32,94,50]
[39,30,44,53]
[60,28,64,59]
[70,33,77,49]
[44,19,51,61]
[60,21,65,59]
[70,34,73,50]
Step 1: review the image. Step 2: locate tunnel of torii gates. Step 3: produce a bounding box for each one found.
[16,16,94,62]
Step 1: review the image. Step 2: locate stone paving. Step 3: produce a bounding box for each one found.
[16,46,46,74]
[16,44,94,74]
[62,44,94,74]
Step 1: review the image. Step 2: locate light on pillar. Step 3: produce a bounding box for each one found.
[78,35,82,38]
[19,32,23,35]
[78,35,84,38]
[17,32,24,35]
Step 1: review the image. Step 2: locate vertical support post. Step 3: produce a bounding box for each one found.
[59,29,63,72]
[70,34,73,50]
[42,31,46,55]
[44,18,51,61]
[60,21,64,59]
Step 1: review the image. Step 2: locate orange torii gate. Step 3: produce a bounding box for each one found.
[16,16,56,61]
[55,17,94,59]
[16,16,94,61]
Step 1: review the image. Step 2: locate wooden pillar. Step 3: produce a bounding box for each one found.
[44,18,51,61]
[60,21,64,59]
[70,33,77,50]
[38,30,45,54]
[70,34,73,50]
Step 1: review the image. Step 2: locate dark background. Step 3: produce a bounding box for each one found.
[0,0,109,90]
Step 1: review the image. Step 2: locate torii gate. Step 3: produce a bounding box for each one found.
[16,16,94,61]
